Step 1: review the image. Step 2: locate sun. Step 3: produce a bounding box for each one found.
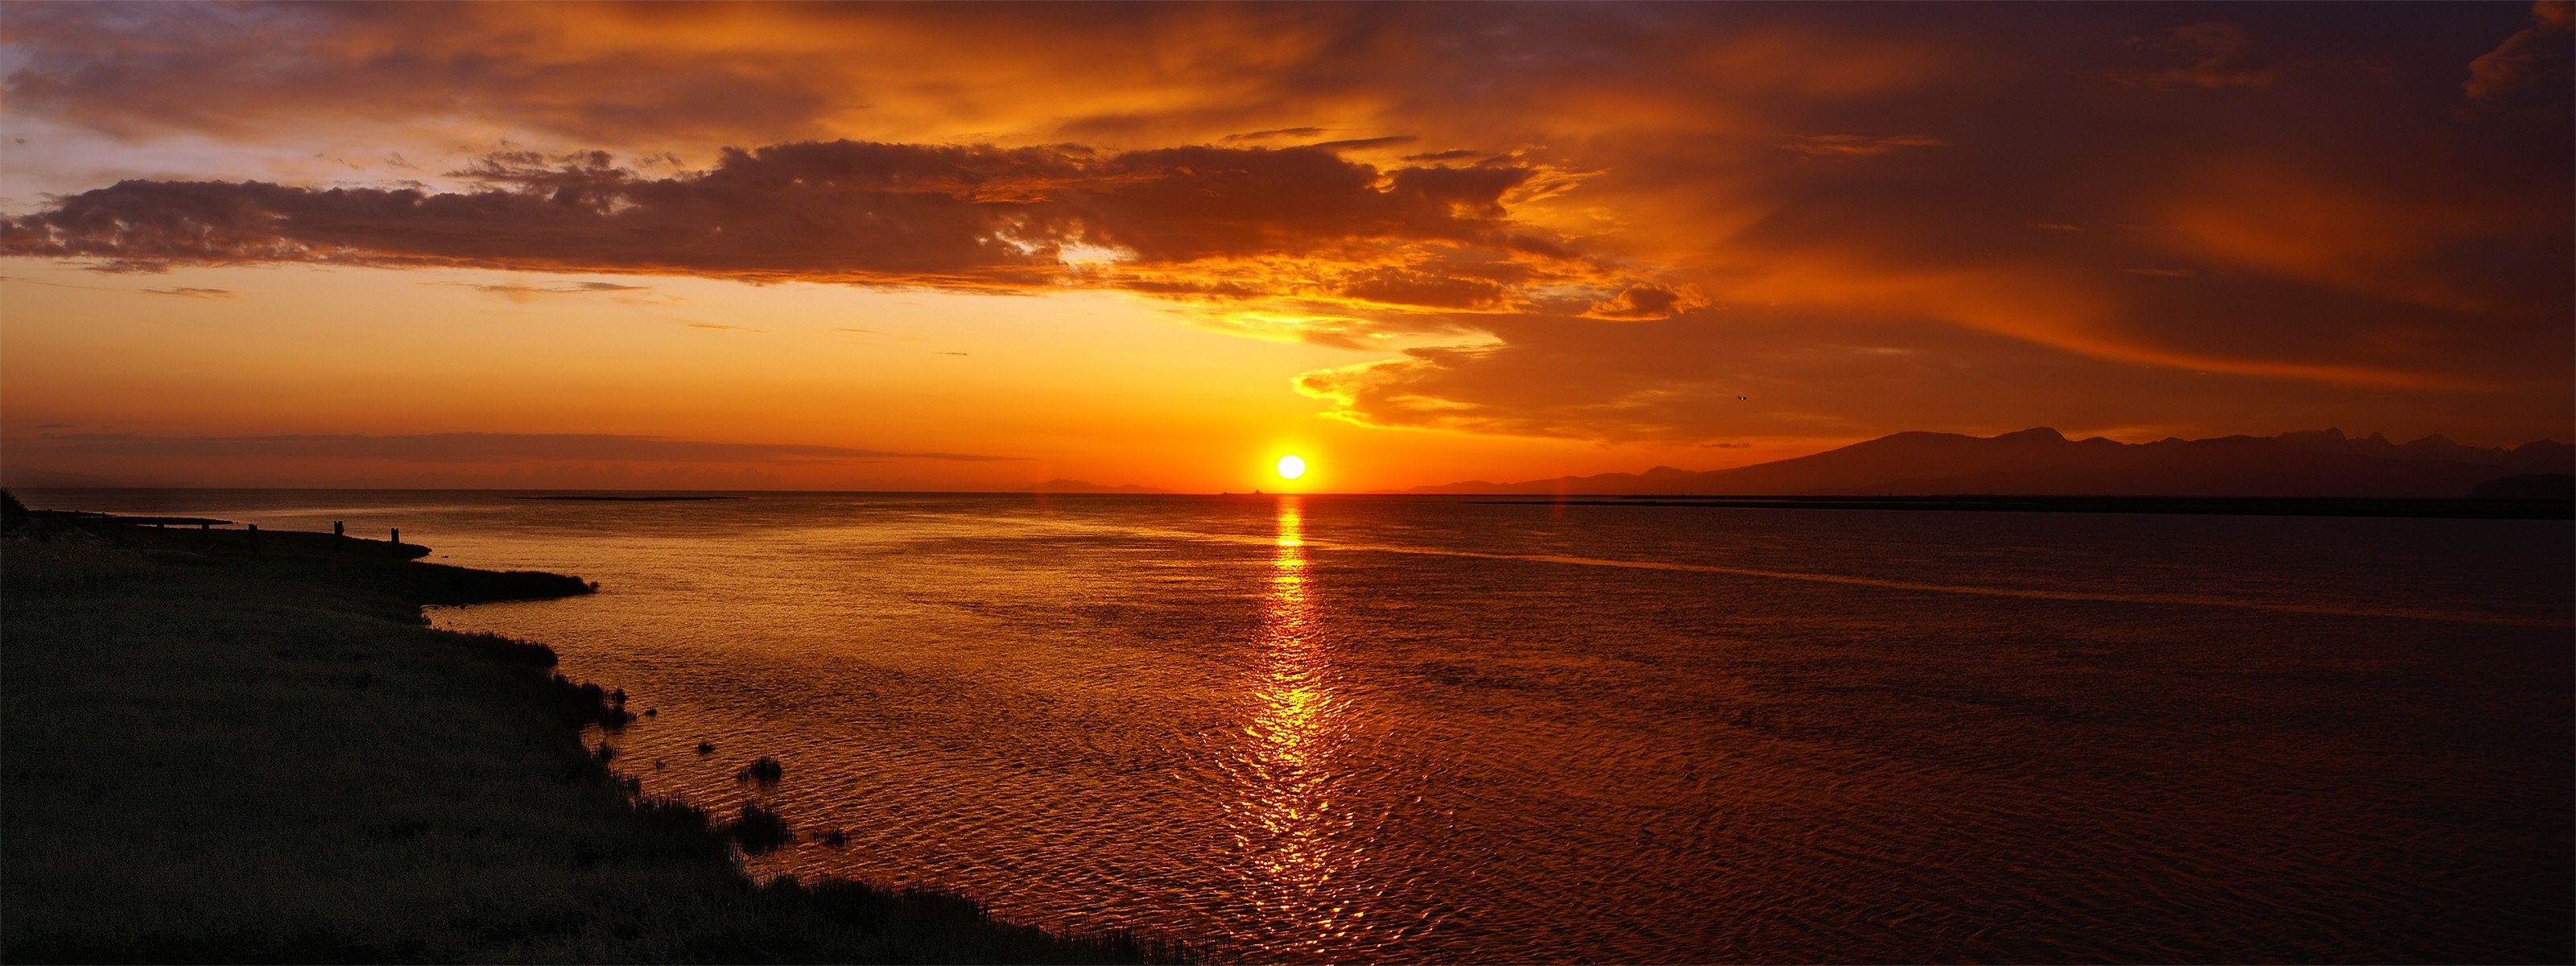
[1275,454,1307,480]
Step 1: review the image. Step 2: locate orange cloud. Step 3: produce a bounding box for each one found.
[1,142,1591,306]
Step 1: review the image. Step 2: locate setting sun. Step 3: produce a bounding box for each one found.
[0,4,2568,964]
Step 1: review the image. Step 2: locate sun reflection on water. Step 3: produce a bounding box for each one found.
[1228,496,1370,955]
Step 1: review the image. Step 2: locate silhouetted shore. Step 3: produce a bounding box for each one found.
[0,496,1164,963]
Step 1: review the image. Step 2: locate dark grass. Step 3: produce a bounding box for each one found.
[0,508,1173,964]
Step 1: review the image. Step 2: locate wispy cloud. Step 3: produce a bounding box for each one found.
[21,431,1022,463]
[1780,134,1946,157]
[448,280,656,303]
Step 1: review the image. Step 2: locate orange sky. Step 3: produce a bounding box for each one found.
[2,2,2569,491]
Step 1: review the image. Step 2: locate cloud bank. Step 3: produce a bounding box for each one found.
[19,432,1020,464]
[2,1,2566,445]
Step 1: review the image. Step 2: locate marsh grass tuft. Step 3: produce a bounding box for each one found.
[729,803,793,856]
[737,756,785,782]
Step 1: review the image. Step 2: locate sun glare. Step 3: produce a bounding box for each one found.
[1275,455,1307,480]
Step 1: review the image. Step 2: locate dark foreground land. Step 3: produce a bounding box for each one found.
[0,501,1159,963]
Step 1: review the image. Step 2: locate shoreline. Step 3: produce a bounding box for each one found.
[0,498,1169,963]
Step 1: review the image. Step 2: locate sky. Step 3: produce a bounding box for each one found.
[2,1,2568,492]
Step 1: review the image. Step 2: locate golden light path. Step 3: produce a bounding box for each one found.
[1227,495,1366,955]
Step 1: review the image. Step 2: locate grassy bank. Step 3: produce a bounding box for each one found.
[0,504,1162,963]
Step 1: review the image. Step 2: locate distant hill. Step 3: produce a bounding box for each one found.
[1022,478,1171,494]
[1409,428,2576,498]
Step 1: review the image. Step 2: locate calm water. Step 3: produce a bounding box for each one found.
[25,489,2575,962]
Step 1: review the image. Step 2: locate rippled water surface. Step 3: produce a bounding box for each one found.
[30,489,2574,962]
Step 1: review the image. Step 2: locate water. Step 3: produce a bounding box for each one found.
[23,489,2574,962]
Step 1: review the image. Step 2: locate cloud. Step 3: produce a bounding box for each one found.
[19,431,1021,463]
[1,3,2566,447]
[1222,127,1328,142]
[0,140,1650,325]
[0,276,237,298]
[1311,136,1419,152]
[1584,283,1703,320]
[2123,22,2275,89]
[459,280,653,302]
[1781,134,1946,157]
[2464,2,2574,107]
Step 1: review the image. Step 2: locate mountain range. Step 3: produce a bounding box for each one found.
[1407,428,2575,498]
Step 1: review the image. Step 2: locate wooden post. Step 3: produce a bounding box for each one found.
[246,523,259,550]
[333,521,344,538]
[390,526,399,546]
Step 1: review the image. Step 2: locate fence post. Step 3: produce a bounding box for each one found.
[390,526,400,546]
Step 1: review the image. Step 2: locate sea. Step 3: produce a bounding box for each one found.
[20,489,2574,962]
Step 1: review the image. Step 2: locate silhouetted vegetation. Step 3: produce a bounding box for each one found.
[738,756,786,782]
[729,803,794,855]
[1,523,1170,963]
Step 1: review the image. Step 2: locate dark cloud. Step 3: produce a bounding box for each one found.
[2464,2,2574,108]
[0,3,845,146]
[1311,136,1420,151]
[2124,22,2277,90]
[19,432,1020,463]
[0,141,1632,319]
[138,286,237,298]
[1222,127,1328,142]
[1585,283,1703,320]
[1781,134,1946,157]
